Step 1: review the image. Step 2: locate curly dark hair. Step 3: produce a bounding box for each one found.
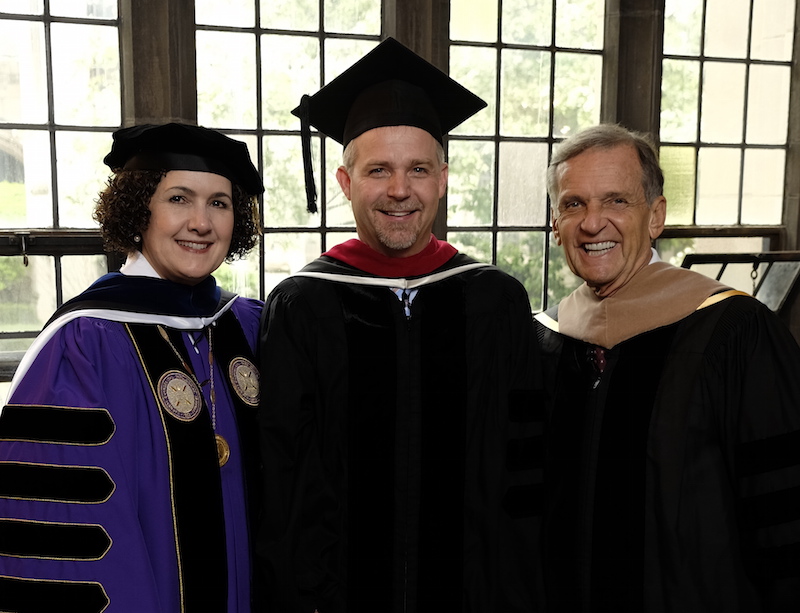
[93,169,260,260]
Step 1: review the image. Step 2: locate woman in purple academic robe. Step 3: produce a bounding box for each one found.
[0,123,264,613]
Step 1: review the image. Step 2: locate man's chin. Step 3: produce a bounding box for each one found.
[579,270,616,294]
[378,232,419,253]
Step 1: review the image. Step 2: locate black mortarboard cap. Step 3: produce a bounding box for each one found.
[103,122,264,196]
[292,37,487,213]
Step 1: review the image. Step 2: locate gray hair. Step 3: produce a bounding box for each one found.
[546,124,664,207]
[342,134,446,171]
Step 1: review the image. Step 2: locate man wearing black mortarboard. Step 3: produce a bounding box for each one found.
[255,38,543,613]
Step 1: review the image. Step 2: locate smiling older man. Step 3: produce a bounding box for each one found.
[535,123,800,612]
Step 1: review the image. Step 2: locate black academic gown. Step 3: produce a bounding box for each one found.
[536,290,800,612]
[256,240,542,613]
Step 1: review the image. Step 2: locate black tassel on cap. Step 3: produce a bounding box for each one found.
[291,38,488,216]
[298,94,318,214]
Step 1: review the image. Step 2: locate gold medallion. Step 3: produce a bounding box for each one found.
[228,357,260,406]
[158,370,202,422]
[216,434,230,467]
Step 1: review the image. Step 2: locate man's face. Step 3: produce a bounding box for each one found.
[336,125,448,258]
[552,144,666,298]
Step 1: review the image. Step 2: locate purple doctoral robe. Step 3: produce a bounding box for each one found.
[0,273,262,613]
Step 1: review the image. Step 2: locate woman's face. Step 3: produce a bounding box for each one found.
[140,170,234,285]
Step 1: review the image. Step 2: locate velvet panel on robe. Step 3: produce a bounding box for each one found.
[536,293,800,612]
[0,277,262,613]
[256,253,544,613]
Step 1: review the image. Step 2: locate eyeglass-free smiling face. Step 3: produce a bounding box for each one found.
[336,125,448,258]
[552,144,666,298]
[140,170,234,285]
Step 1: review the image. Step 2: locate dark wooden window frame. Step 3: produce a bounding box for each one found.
[2,0,799,380]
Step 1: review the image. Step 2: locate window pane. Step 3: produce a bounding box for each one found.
[497,231,545,310]
[324,139,353,227]
[448,140,495,228]
[691,236,764,255]
[696,147,741,225]
[451,0,498,42]
[0,0,42,14]
[0,337,32,375]
[724,261,768,296]
[660,0,794,248]
[55,131,108,228]
[553,52,602,137]
[216,255,261,299]
[502,0,552,46]
[556,0,604,50]
[449,231,492,263]
[261,0,318,30]
[741,149,784,225]
[548,233,583,304]
[326,231,357,250]
[655,237,699,267]
[691,261,729,282]
[49,0,116,18]
[717,262,763,296]
[750,0,795,61]
[233,131,260,204]
[663,0,701,56]
[660,59,699,142]
[0,255,56,332]
[700,62,745,144]
[264,232,322,295]
[450,45,496,137]
[62,255,106,302]
[236,132,259,172]
[51,23,120,126]
[704,0,749,59]
[498,141,548,227]
[197,31,257,129]
[262,35,319,131]
[500,48,551,136]
[196,0,254,27]
[755,261,800,311]
[324,0,380,35]
[665,236,766,293]
[262,134,318,228]
[658,236,767,296]
[324,38,378,84]
[661,146,696,226]
[0,129,52,228]
[0,21,48,123]
[746,64,790,145]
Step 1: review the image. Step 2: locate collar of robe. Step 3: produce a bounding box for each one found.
[323,235,457,278]
[557,262,732,349]
[48,273,223,326]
